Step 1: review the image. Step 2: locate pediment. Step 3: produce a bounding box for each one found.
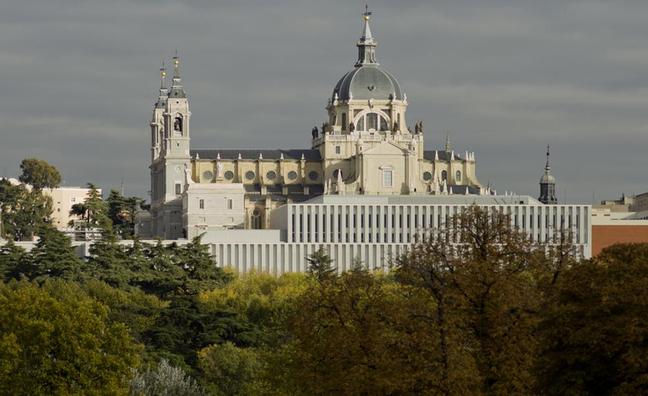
[361,140,407,156]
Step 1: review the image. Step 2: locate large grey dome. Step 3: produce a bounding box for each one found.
[333,65,403,101]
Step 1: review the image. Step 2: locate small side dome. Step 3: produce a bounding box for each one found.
[332,65,403,101]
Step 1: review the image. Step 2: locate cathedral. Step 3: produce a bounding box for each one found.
[148,10,484,239]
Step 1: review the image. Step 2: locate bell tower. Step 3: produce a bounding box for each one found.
[150,53,192,239]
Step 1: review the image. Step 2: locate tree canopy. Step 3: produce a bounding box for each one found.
[18,158,61,190]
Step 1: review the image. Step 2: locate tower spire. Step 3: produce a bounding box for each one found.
[539,145,557,204]
[155,61,169,108]
[169,51,187,98]
[445,133,452,152]
[356,6,378,67]
[160,61,167,89]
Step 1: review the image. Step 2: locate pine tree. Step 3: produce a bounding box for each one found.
[306,247,336,282]
[28,225,84,282]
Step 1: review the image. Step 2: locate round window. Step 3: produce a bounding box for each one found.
[287,170,298,180]
[308,171,319,181]
[202,170,214,180]
[423,171,432,181]
[266,170,277,180]
[224,171,234,180]
[245,171,256,180]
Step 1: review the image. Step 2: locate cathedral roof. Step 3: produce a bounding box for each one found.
[331,8,404,102]
[423,150,464,162]
[333,65,403,101]
[190,149,322,161]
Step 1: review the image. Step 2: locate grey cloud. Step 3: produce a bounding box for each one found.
[1,0,647,202]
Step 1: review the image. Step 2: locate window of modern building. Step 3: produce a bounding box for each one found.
[335,146,341,154]
[383,168,393,188]
[199,199,204,209]
[245,171,255,180]
[456,170,462,182]
[175,183,181,195]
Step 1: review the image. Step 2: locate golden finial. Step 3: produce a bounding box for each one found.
[363,4,371,21]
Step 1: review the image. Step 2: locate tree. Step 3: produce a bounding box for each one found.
[306,247,336,281]
[107,189,143,239]
[285,269,447,395]
[130,359,205,396]
[0,240,25,282]
[396,205,558,395]
[198,342,266,396]
[18,158,61,190]
[0,179,53,241]
[69,183,111,238]
[22,225,85,282]
[0,280,142,395]
[536,243,648,395]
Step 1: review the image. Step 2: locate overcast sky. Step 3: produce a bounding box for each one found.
[1,0,647,203]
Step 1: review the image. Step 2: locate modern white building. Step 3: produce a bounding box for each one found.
[205,194,591,274]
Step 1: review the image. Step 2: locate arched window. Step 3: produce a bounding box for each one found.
[455,170,462,182]
[380,117,389,131]
[174,115,183,134]
[251,208,262,229]
[354,112,390,132]
[341,113,347,131]
[441,170,448,181]
[367,113,378,130]
[357,117,365,131]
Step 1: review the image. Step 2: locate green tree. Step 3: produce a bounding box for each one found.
[198,342,266,396]
[306,247,336,281]
[130,359,205,396]
[18,158,61,190]
[0,179,53,241]
[69,183,111,238]
[537,243,648,395]
[0,240,26,282]
[285,269,449,395]
[107,189,143,239]
[25,225,85,282]
[0,280,142,395]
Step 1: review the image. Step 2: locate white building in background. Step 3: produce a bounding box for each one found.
[0,177,98,234]
[46,187,101,230]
